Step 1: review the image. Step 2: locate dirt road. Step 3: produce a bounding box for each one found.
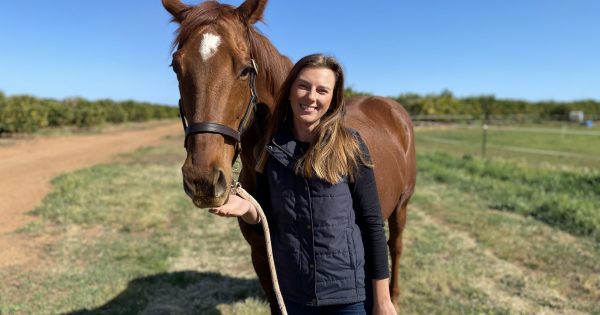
[0,121,181,267]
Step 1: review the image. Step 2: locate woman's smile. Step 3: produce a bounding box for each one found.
[299,103,318,112]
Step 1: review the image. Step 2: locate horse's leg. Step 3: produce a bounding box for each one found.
[239,220,279,314]
[387,202,408,311]
[251,247,280,314]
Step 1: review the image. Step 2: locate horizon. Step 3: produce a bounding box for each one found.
[2,88,599,106]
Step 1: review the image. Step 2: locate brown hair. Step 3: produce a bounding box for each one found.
[256,54,368,184]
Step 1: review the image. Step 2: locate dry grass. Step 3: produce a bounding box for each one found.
[1,134,599,314]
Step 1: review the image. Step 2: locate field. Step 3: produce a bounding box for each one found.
[1,124,599,314]
[416,123,600,169]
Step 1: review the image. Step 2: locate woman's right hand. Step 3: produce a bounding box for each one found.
[209,194,260,224]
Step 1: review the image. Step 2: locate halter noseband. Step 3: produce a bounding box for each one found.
[178,59,259,164]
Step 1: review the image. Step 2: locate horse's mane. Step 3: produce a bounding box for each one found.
[246,27,291,100]
[172,1,290,98]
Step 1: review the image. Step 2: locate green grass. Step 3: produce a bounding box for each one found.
[417,152,600,240]
[406,169,600,315]
[1,131,599,314]
[416,124,600,169]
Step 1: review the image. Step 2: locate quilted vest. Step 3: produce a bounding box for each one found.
[263,127,366,306]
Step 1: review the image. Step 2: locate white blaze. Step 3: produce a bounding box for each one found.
[199,33,222,61]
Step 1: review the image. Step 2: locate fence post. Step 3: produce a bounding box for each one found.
[482,123,488,158]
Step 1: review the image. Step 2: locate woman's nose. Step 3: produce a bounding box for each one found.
[306,89,317,102]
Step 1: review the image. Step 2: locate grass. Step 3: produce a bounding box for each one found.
[406,172,600,315]
[416,124,600,169]
[417,152,600,240]
[1,139,266,315]
[1,128,599,314]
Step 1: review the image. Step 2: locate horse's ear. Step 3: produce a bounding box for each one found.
[235,0,267,25]
[162,0,189,23]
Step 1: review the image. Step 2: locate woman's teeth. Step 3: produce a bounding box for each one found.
[301,104,317,111]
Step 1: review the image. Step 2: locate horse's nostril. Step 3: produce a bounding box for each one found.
[213,168,227,198]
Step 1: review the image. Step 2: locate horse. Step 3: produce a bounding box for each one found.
[162,0,417,312]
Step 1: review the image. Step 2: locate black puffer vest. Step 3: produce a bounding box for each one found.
[263,128,366,306]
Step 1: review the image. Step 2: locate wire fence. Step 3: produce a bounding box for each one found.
[415,123,600,168]
[483,126,600,137]
[411,114,599,125]
[419,134,600,161]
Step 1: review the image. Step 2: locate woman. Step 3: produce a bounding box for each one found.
[209,54,396,315]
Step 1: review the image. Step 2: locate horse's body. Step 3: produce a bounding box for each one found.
[162,0,416,312]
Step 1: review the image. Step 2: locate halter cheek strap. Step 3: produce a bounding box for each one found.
[178,59,259,164]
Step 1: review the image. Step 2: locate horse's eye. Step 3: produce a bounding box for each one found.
[240,66,252,79]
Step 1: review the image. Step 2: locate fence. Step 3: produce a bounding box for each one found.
[411,114,599,124]
[415,123,600,168]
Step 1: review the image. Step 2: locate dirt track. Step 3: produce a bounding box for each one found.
[0,121,181,267]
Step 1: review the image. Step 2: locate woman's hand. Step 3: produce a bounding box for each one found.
[372,278,397,314]
[372,300,397,315]
[209,195,260,224]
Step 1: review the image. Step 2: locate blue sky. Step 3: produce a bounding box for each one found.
[1,0,599,105]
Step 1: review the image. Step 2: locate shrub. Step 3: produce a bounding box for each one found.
[0,94,178,134]
[0,95,49,132]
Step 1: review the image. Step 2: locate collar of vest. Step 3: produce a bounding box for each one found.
[271,126,308,159]
[265,126,310,170]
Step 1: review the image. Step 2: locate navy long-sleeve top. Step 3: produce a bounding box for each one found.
[252,131,389,281]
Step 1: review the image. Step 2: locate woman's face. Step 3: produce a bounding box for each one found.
[289,66,336,133]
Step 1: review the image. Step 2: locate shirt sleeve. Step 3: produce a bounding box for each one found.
[351,135,390,280]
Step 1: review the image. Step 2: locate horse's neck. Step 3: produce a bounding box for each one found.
[257,61,292,112]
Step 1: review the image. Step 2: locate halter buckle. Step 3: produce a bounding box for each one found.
[250,59,258,75]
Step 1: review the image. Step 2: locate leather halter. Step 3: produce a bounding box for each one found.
[178,59,259,164]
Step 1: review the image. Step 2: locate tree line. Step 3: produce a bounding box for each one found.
[2,88,598,134]
[0,91,178,134]
[346,88,600,122]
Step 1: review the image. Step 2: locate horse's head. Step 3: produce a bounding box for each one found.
[163,0,269,207]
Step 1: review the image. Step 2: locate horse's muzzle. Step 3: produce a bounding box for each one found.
[182,166,229,208]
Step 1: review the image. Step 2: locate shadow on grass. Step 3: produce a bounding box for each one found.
[63,271,265,315]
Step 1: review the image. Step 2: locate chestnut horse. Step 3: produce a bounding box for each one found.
[162,0,416,312]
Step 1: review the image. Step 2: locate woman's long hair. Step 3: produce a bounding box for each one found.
[256,54,367,184]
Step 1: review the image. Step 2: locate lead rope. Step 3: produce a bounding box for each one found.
[231,182,288,315]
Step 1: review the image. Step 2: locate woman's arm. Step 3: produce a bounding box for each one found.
[350,133,395,313]
[353,163,395,313]
[351,136,389,280]
[372,278,397,315]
